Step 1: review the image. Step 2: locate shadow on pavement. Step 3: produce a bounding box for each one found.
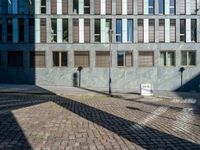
[0,86,200,149]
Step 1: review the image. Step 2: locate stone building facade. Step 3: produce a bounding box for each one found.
[0,0,200,92]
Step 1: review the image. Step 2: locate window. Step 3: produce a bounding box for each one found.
[94,0,100,14]
[40,18,46,43]
[117,51,133,67]
[138,19,144,43]
[181,51,196,66]
[160,51,175,66]
[18,18,24,42]
[7,51,23,67]
[96,51,110,67]
[159,0,164,14]
[19,0,26,14]
[62,0,68,14]
[84,0,90,14]
[180,0,185,15]
[127,0,133,14]
[29,19,35,43]
[191,19,197,42]
[180,19,186,42]
[137,0,143,15]
[0,50,1,66]
[84,19,90,43]
[41,0,46,14]
[63,19,68,42]
[0,1,3,14]
[95,19,100,42]
[191,0,197,15]
[106,0,112,14]
[105,19,112,42]
[159,19,165,42]
[149,19,155,43]
[73,19,79,43]
[116,19,122,42]
[29,0,34,14]
[170,19,176,42]
[30,51,46,67]
[73,0,79,14]
[116,0,122,15]
[149,0,154,15]
[139,51,154,67]
[7,19,12,42]
[53,51,68,67]
[0,19,2,42]
[170,0,175,14]
[74,51,89,67]
[51,19,57,43]
[127,19,133,42]
[51,0,57,14]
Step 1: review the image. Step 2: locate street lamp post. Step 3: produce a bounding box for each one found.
[109,29,113,95]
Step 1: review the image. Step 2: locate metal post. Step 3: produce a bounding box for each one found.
[109,29,113,95]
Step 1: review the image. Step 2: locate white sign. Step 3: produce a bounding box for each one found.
[140,84,153,96]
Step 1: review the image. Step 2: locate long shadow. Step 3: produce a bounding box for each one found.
[1,89,200,149]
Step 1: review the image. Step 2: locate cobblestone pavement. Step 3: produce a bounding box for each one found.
[0,92,200,150]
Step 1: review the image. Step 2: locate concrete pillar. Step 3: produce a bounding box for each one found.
[90,18,94,43]
[144,19,149,43]
[155,19,159,43]
[165,19,170,42]
[46,17,51,43]
[186,19,191,42]
[112,0,116,14]
[68,18,73,43]
[176,0,179,15]
[35,18,40,43]
[101,19,106,43]
[134,19,138,43]
[144,0,148,15]
[101,0,106,15]
[176,19,180,43]
[57,18,63,43]
[79,0,84,14]
[79,18,84,43]
[57,0,62,14]
[46,0,51,14]
[112,18,116,43]
[154,0,159,15]
[165,0,170,15]
[122,0,127,15]
[122,19,127,43]
[35,0,41,14]
[186,0,191,15]
[68,0,73,14]
[90,0,94,14]
[133,0,137,15]
[90,49,95,68]
[68,50,74,67]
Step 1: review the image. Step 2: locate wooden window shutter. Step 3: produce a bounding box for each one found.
[180,0,186,14]
[84,19,90,43]
[73,19,79,43]
[74,51,89,67]
[138,19,144,43]
[139,51,154,67]
[137,0,143,15]
[40,18,46,43]
[149,19,155,43]
[51,0,57,14]
[170,19,176,42]
[94,0,100,14]
[106,0,112,14]
[62,0,68,14]
[159,19,165,42]
[30,51,46,67]
[127,0,133,15]
[125,51,132,67]
[96,51,110,67]
[116,0,122,14]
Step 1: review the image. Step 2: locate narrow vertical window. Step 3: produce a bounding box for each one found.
[51,0,57,14]
[170,0,175,14]
[7,19,12,42]
[18,18,24,42]
[180,0,185,15]
[149,19,155,43]
[84,19,90,43]
[62,0,68,14]
[19,1,26,14]
[170,19,176,42]
[51,19,57,43]
[29,0,34,14]
[41,0,46,14]
[0,19,2,42]
[116,0,122,15]
[73,19,79,43]
[106,0,112,14]
[0,1,3,14]
[95,19,101,42]
[29,19,35,43]
[73,0,79,14]
[137,0,143,15]
[63,19,68,42]
[40,18,46,43]
[94,0,100,14]
[116,19,122,42]
[127,19,133,43]
[159,0,164,14]
[159,19,165,42]
[53,51,68,67]
[191,19,197,42]
[149,0,154,15]
[84,0,90,14]
[180,19,186,42]
[138,19,144,43]
[105,19,112,42]
[117,51,133,67]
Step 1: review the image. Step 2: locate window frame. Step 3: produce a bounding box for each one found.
[160,51,176,67]
[181,51,196,67]
[52,51,68,67]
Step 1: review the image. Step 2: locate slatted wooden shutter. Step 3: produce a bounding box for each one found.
[191,0,197,14]
[149,19,155,43]
[159,19,165,42]
[106,0,112,14]
[138,19,144,43]
[180,0,186,14]
[30,51,46,67]
[116,0,122,14]
[84,19,90,43]
[62,0,68,14]
[96,51,110,67]
[137,0,143,15]
[73,19,79,43]
[127,0,133,14]
[51,0,57,14]
[94,0,100,14]
[74,51,89,67]
[125,51,132,67]
[139,51,154,67]
[170,19,176,42]
[40,18,46,43]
